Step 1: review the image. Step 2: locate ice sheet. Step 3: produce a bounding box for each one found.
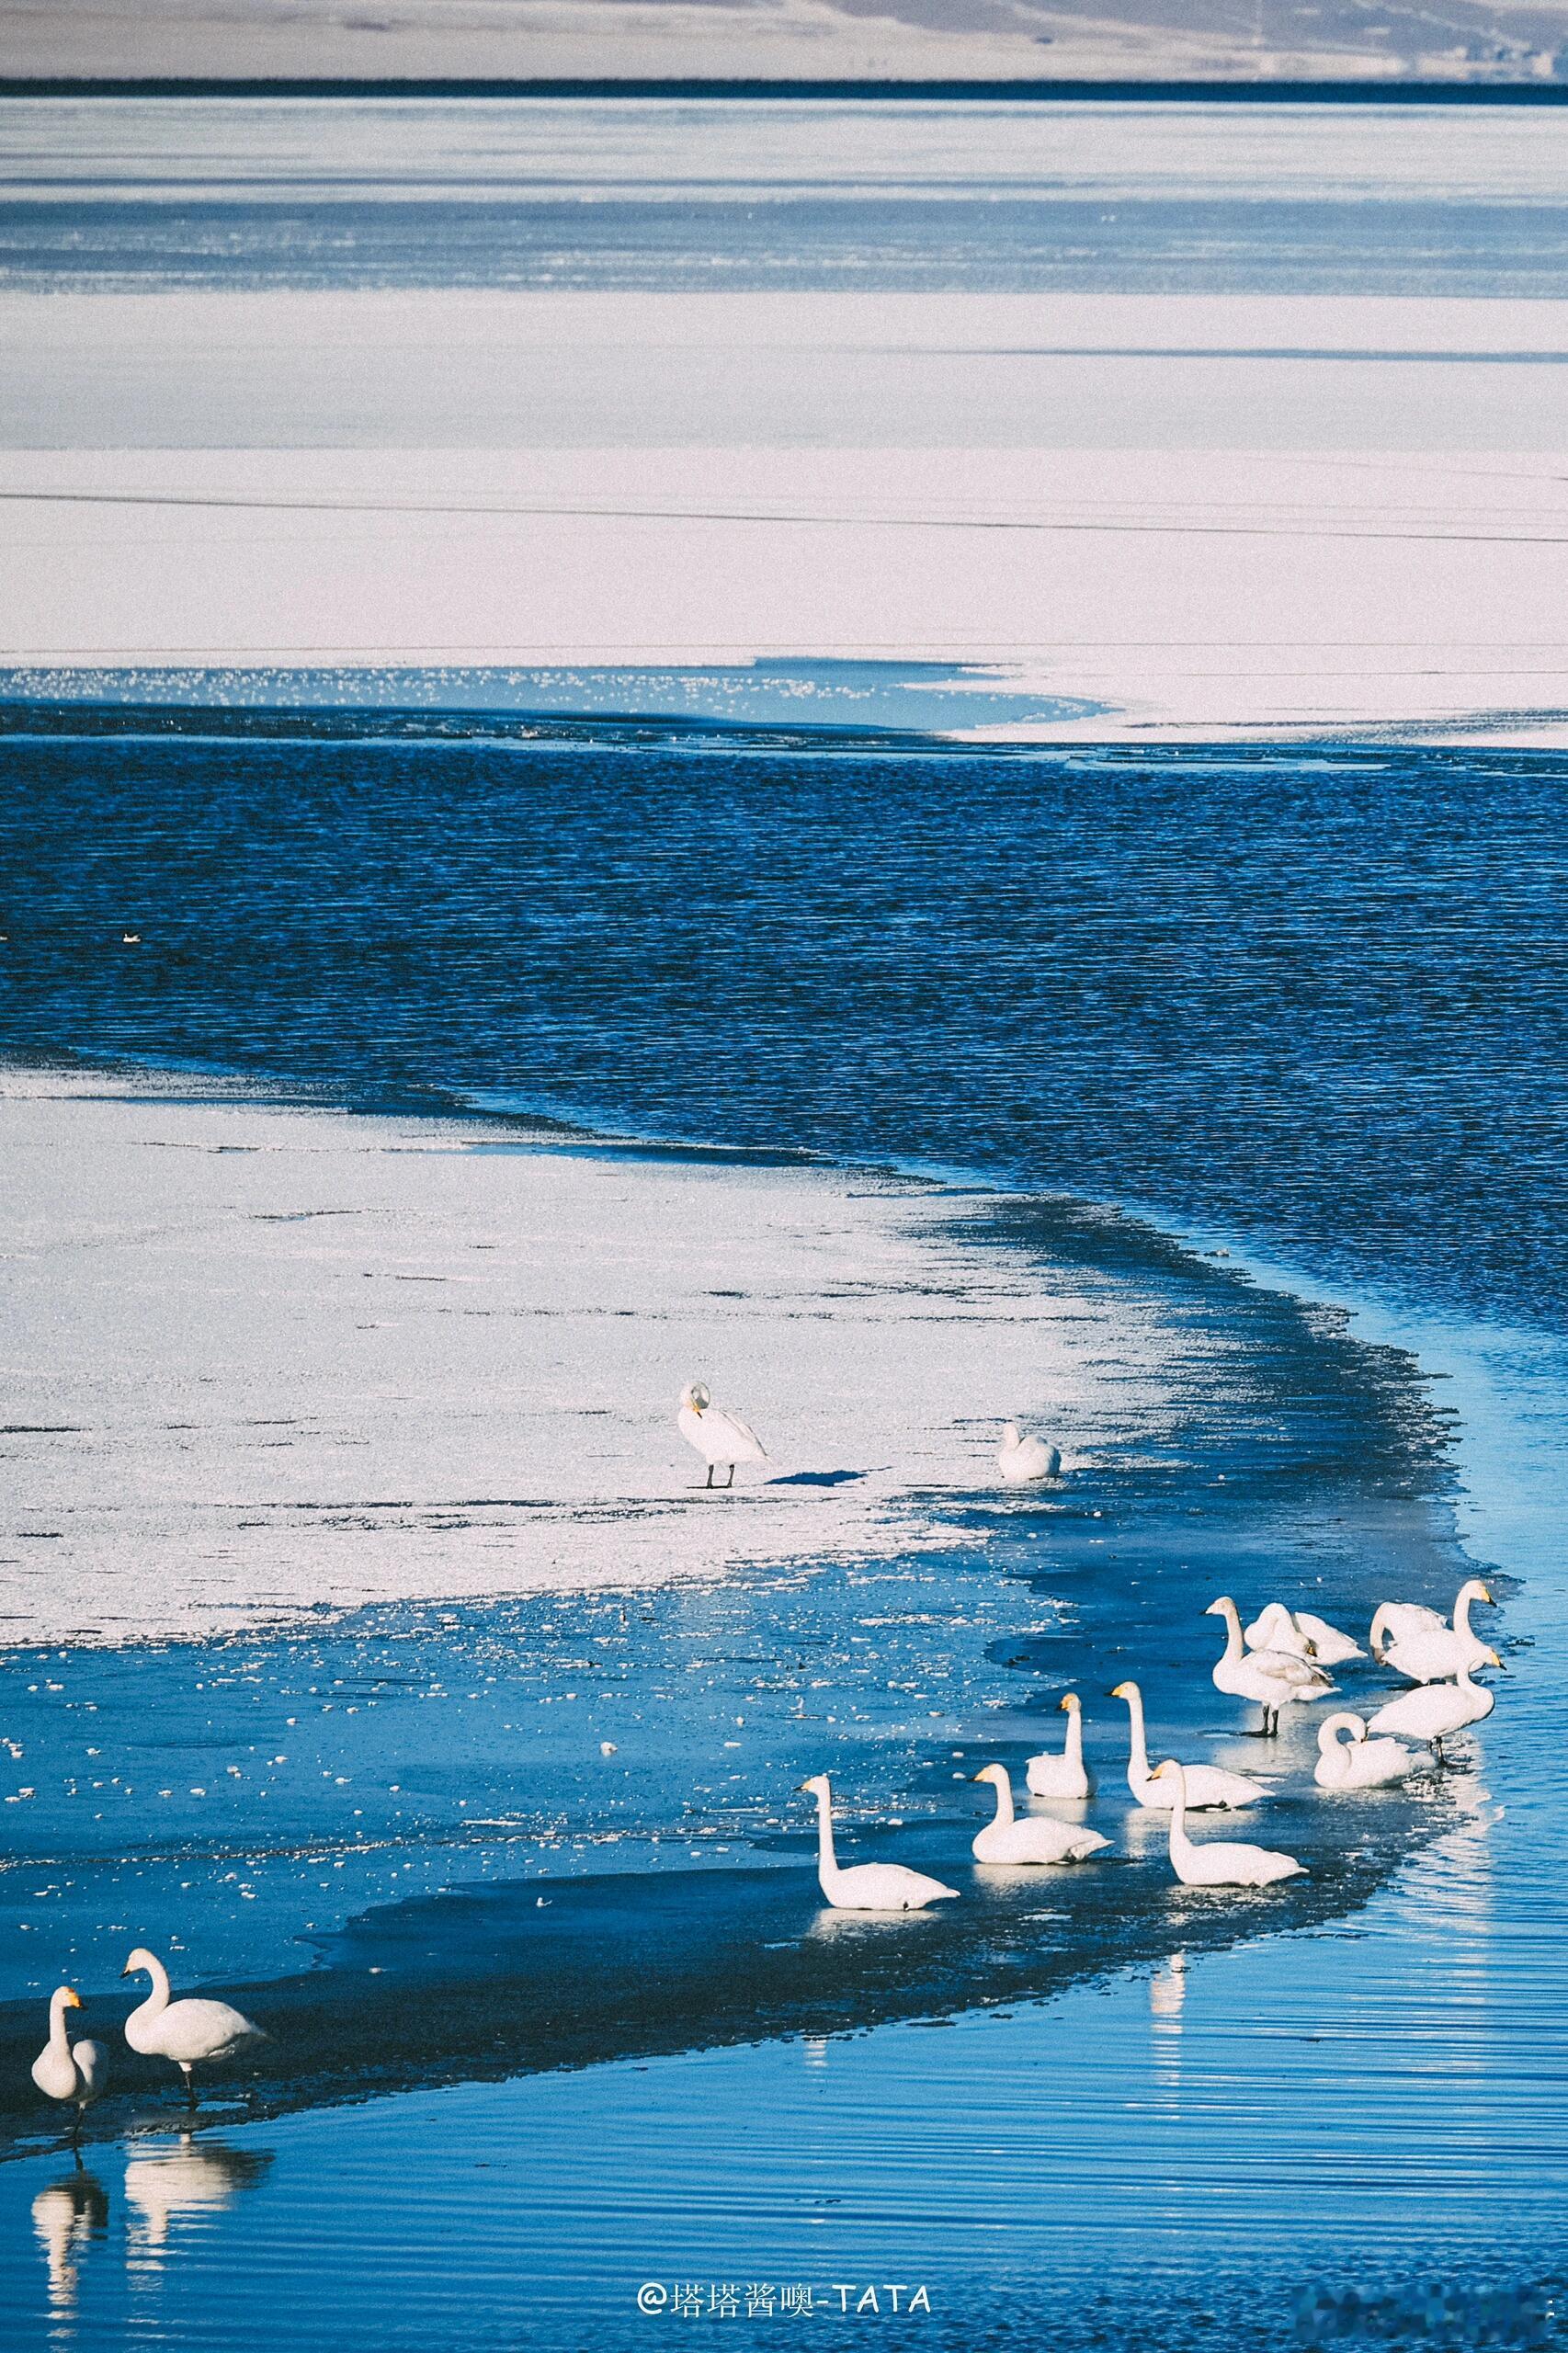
[0,1067,1162,1643]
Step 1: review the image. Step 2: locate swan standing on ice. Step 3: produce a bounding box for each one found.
[1153,1761,1305,1889]
[1025,1692,1096,1799]
[1373,1580,1496,1683]
[1109,1680,1267,1809]
[1367,1653,1500,1761]
[32,1989,107,2131]
[996,1423,1061,1484]
[972,1764,1109,1863]
[1244,1602,1364,1667]
[122,1949,265,2107]
[1314,1711,1418,1790]
[677,1381,767,1489]
[1206,1596,1334,1735]
[801,1776,959,1912]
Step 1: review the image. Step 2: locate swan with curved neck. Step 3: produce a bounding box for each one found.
[1244,1602,1364,1667]
[801,1777,959,1912]
[996,1423,1061,1485]
[1373,1580,1498,1683]
[1367,1652,1500,1761]
[1153,1761,1305,1888]
[32,1987,107,2130]
[1109,1681,1266,1809]
[972,1764,1109,1863]
[1025,1692,1096,1799]
[1206,1596,1333,1735]
[1313,1711,1417,1791]
[677,1381,767,1490]
[122,1949,265,2108]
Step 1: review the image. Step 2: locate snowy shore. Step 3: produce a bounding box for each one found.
[0,1066,1165,1644]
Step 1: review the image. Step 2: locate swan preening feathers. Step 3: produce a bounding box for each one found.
[32,1989,107,2127]
[122,1949,265,2106]
[677,1381,767,1488]
[1372,1580,1496,1684]
[1314,1712,1418,1791]
[1025,1693,1096,1800]
[972,1765,1110,1865]
[1244,1602,1364,1667]
[1207,1596,1334,1734]
[997,1422,1062,1484]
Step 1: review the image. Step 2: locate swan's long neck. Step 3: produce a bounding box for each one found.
[1216,1602,1243,1663]
[1165,1775,1193,1862]
[812,1789,839,1879]
[1369,1605,1392,1659]
[1062,1709,1083,1771]
[1123,1689,1150,1779]
[48,1994,72,2053]
[1454,1585,1478,1638]
[139,1958,172,2015]
[988,1772,1015,1829]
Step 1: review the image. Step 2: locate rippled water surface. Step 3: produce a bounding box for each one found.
[1,737,1564,1327]
[1,728,1565,2346]
[5,98,1568,294]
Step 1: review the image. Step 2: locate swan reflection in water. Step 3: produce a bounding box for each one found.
[124,2136,272,2267]
[32,2169,109,2313]
[1149,1949,1187,2023]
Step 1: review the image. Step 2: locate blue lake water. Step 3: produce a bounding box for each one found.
[0,726,1565,2347]
[3,85,1568,2353]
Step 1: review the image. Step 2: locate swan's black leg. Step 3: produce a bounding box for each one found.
[182,2068,199,2110]
[726,1464,735,1489]
[705,1465,714,1489]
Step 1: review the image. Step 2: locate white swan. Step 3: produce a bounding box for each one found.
[1206,1596,1334,1734]
[1153,1761,1305,1888]
[972,1764,1109,1863]
[1313,1711,1418,1790]
[31,1988,107,2128]
[1244,1601,1364,1666]
[1025,1692,1096,1799]
[1109,1680,1267,1809]
[122,1949,265,2105]
[801,1776,959,1912]
[1374,1579,1496,1683]
[1367,1654,1500,1760]
[996,1422,1061,1484]
[677,1381,767,1489]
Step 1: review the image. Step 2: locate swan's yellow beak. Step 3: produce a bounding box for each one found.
[62,1988,81,2008]
[1109,1682,1131,1699]
[1481,1585,1494,1604]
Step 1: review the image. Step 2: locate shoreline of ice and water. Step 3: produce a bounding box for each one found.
[0,1057,1491,2165]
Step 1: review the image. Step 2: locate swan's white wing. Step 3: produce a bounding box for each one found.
[155,1998,264,2064]
[710,1407,767,1461]
[1181,1763,1267,1808]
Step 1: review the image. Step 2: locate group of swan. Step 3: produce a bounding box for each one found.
[678,1388,1062,1495]
[1371,1579,1497,1682]
[31,1950,264,2132]
[805,1745,1298,1904]
[801,1570,1505,1911]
